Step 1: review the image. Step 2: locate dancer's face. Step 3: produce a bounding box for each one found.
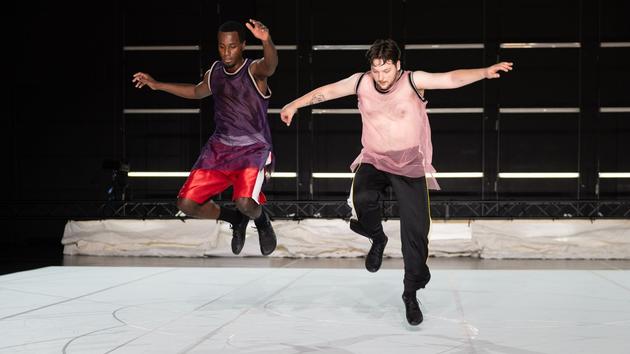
[370,59,401,91]
[218,31,245,70]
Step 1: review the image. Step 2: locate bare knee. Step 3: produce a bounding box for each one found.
[177,198,199,216]
[235,197,260,218]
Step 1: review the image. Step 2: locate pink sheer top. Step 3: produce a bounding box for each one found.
[351,70,440,190]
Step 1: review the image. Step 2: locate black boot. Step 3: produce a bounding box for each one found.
[365,234,388,273]
[219,207,249,255]
[230,215,249,255]
[254,211,277,256]
[402,291,423,325]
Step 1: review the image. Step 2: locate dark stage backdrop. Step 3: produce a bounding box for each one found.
[8,0,630,204]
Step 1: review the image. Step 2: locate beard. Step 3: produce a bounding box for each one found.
[377,81,393,90]
[375,80,395,92]
[374,70,402,92]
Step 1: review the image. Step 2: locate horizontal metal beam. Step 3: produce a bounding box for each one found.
[248,45,297,50]
[500,108,580,114]
[123,42,620,52]
[600,107,630,113]
[312,45,371,50]
[124,108,285,115]
[428,108,483,114]
[124,45,200,51]
[405,43,484,50]
[600,42,630,48]
[123,109,200,114]
[500,42,580,49]
[312,44,485,50]
[288,107,620,115]
[311,108,483,114]
[311,109,359,114]
[120,107,610,117]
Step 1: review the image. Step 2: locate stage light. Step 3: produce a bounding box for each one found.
[498,173,579,178]
[128,171,297,178]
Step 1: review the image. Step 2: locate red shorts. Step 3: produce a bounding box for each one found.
[178,168,267,204]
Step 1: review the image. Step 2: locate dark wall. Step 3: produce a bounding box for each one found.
[9,0,630,204]
[4,2,123,268]
[11,2,122,201]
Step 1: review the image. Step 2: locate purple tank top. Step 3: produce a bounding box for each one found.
[192,58,273,172]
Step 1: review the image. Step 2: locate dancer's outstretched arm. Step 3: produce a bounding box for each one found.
[132,71,211,99]
[412,62,513,91]
[280,73,362,126]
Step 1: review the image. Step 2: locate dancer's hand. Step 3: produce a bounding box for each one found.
[280,104,297,126]
[132,72,159,90]
[246,19,270,42]
[485,62,513,79]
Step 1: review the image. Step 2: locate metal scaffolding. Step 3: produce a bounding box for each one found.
[2,200,629,220]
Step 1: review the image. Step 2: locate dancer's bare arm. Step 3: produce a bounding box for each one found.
[132,71,212,99]
[280,73,362,126]
[247,19,278,78]
[412,62,513,90]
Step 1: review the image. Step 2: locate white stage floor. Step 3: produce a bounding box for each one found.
[1,266,629,353]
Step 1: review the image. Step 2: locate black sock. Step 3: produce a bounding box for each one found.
[218,206,242,225]
[254,210,270,228]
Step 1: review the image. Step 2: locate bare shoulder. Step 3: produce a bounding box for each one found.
[411,70,434,90]
[345,72,365,86]
[249,58,272,79]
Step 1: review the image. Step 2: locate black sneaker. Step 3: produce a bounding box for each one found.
[365,236,388,273]
[402,293,423,325]
[231,215,250,255]
[254,212,277,256]
[257,224,277,256]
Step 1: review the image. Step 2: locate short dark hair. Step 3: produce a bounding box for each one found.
[366,39,401,66]
[218,21,246,43]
